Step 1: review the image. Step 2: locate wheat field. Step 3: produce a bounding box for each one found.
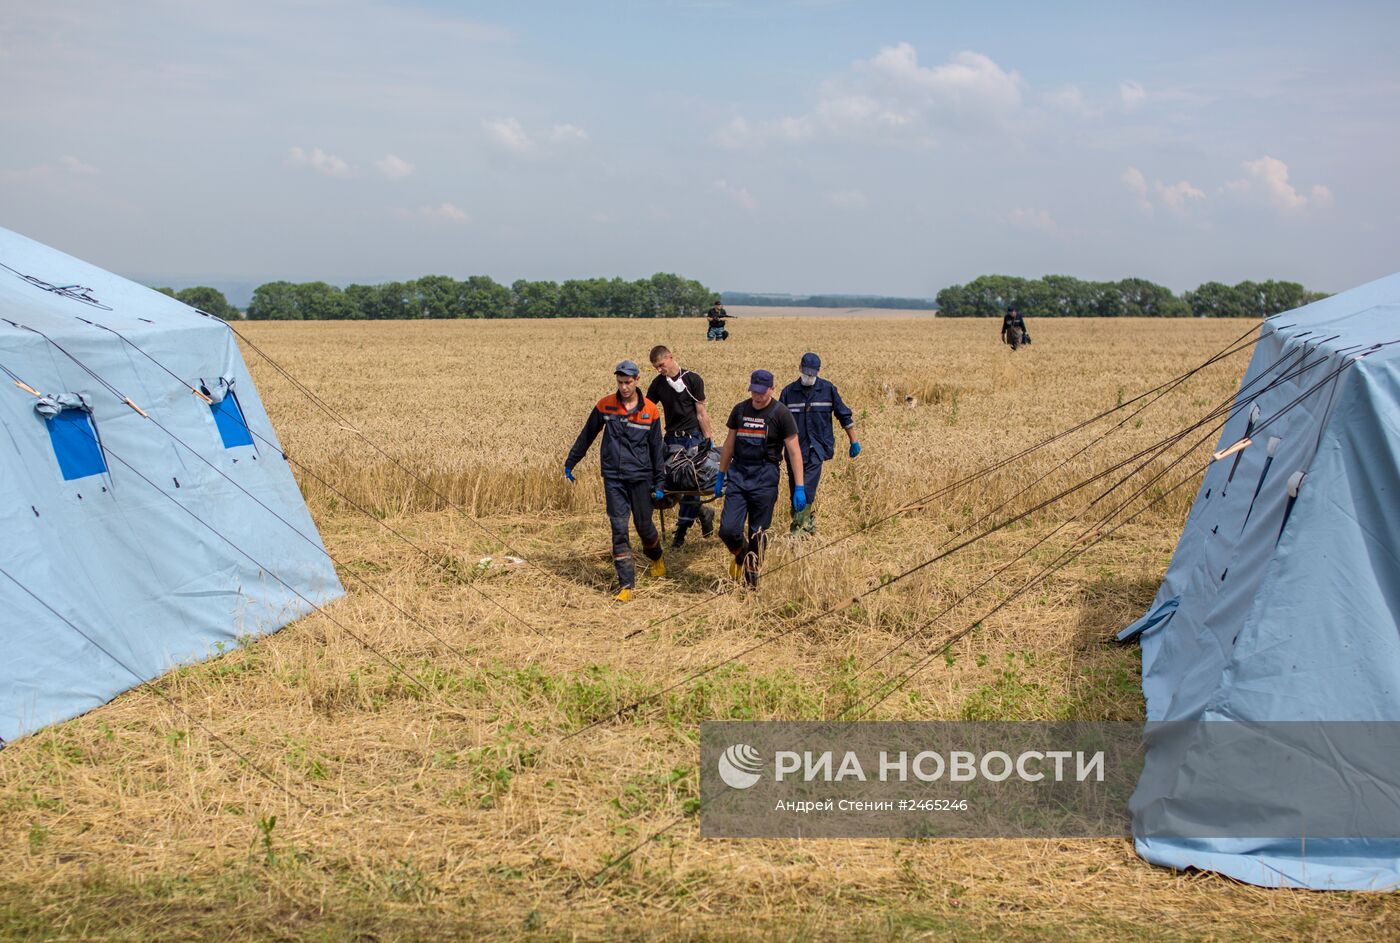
[3,317,1395,941]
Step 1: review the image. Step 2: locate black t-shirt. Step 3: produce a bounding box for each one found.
[1003,312,1025,330]
[646,370,706,436]
[727,399,798,465]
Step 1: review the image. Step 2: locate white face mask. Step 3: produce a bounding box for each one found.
[800,373,817,387]
[665,374,687,393]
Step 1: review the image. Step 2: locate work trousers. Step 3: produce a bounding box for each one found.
[605,478,661,588]
[786,454,824,532]
[719,462,780,560]
[1005,326,1024,350]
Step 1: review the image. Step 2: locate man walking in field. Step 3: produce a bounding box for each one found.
[778,352,860,536]
[1001,305,1028,350]
[714,369,807,587]
[647,345,716,548]
[564,360,667,601]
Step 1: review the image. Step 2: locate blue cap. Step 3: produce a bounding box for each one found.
[799,352,821,377]
[614,360,641,377]
[749,369,775,393]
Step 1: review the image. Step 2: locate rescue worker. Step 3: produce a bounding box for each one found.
[778,352,860,535]
[706,299,733,341]
[1001,305,1028,351]
[564,360,666,601]
[646,345,716,547]
[714,369,806,587]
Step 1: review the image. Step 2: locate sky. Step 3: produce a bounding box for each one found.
[2,0,1397,303]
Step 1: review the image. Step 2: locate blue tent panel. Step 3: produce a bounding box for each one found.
[46,410,107,480]
[210,392,254,448]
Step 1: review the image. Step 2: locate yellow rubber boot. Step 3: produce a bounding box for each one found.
[613,587,633,602]
[647,556,666,578]
[728,557,744,582]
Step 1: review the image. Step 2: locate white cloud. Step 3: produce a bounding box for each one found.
[1123,166,1153,214]
[1122,167,1205,215]
[1119,80,1146,111]
[59,155,98,175]
[547,123,587,145]
[1044,85,1089,115]
[828,189,867,209]
[717,43,1024,147]
[1006,207,1058,236]
[287,146,352,178]
[712,116,755,150]
[1226,156,1333,213]
[375,154,414,179]
[713,179,757,213]
[483,117,587,159]
[394,202,468,222]
[858,45,1024,116]
[1156,179,1206,215]
[483,117,533,156]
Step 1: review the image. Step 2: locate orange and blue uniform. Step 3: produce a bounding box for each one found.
[566,393,666,589]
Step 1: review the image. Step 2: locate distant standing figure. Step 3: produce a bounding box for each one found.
[706,299,733,341]
[714,369,806,587]
[564,360,667,601]
[778,352,860,536]
[1001,306,1028,351]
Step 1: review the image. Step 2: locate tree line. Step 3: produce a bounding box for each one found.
[935,275,1329,318]
[152,286,241,320]
[154,272,1329,321]
[239,273,715,320]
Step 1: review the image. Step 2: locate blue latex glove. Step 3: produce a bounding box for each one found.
[564,466,576,483]
[714,470,726,498]
[849,441,862,458]
[653,487,666,501]
[793,485,808,511]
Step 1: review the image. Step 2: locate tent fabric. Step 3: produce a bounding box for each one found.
[1120,272,1400,889]
[0,226,342,746]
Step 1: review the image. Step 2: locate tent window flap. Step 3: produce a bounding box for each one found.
[209,392,254,448]
[46,410,107,480]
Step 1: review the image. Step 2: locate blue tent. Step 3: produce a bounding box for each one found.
[1119,273,1400,889]
[0,226,342,746]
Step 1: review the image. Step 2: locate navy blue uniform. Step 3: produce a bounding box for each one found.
[566,393,665,588]
[720,399,798,562]
[778,377,853,510]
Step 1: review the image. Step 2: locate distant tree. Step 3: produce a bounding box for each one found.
[935,284,969,316]
[511,279,561,318]
[174,286,239,320]
[1116,278,1181,317]
[646,273,687,317]
[960,275,1028,317]
[460,275,512,318]
[1185,281,1240,317]
[152,286,177,298]
[1258,280,1308,316]
[408,275,460,318]
[292,281,353,320]
[246,281,300,320]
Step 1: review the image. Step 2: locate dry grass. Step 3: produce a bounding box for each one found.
[3,317,1395,941]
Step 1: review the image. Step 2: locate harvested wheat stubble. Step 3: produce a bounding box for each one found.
[3,317,1395,942]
